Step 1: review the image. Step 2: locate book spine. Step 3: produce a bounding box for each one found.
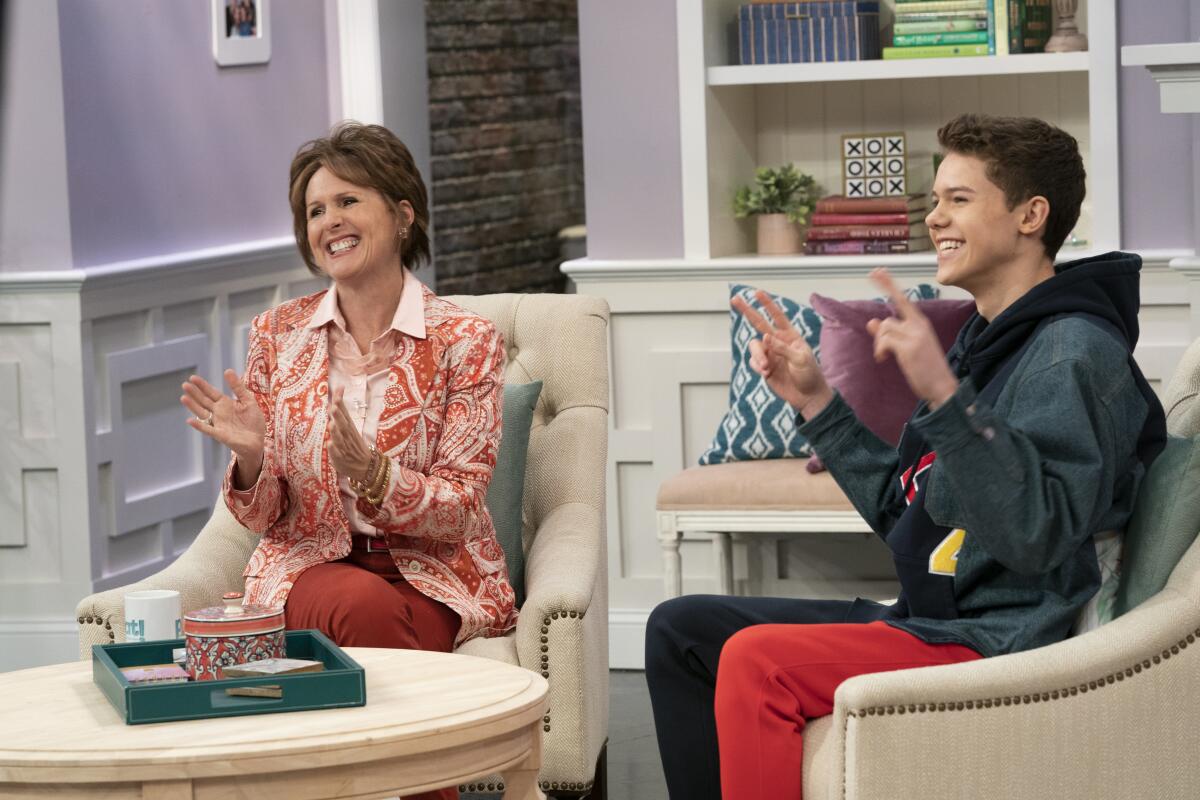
[987,0,996,54]
[810,212,917,225]
[805,239,930,254]
[894,19,988,34]
[882,43,990,59]
[894,31,989,46]
[753,5,766,64]
[891,0,988,12]
[1008,0,1023,53]
[815,197,917,213]
[823,13,834,62]
[894,10,988,21]
[993,0,1009,56]
[806,225,916,240]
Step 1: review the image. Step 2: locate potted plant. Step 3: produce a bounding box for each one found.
[733,164,821,255]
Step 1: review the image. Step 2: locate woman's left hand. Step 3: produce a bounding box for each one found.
[328,388,375,483]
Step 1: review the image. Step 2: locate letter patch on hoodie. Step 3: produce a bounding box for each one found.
[929,528,966,576]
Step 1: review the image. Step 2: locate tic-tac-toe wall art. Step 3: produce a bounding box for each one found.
[841,132,907,198]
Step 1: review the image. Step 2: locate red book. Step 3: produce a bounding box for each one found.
[806,223,927,241]
[805,238,932,255]
[815,194,928,214]
[809,211,927,226]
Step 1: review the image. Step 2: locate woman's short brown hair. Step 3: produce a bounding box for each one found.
[937,113,1086,260]
[288,122,431,275]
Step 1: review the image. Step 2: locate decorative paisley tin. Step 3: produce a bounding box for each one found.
[183,592,286,681]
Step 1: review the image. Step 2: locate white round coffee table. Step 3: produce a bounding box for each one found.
[0,647,548,799]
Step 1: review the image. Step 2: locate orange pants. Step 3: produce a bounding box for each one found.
[287,536,462,800]
[714,620,981,799]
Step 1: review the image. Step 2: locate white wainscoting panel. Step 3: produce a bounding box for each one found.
[0,237,321,671]
[568,250,1200,668]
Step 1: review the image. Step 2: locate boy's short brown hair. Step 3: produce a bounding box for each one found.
[288,122,431,275]
[937,114,1085,260]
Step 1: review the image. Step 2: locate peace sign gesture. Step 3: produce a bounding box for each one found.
[866,268,960,409]
[732,290,833,419]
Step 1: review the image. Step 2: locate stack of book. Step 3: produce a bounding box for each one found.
[738,1,883,64]
[883,0,1002,60]
[804,194,931,255]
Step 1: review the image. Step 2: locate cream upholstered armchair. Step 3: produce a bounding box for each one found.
[75,293,611,799]
[797,335,1200,800]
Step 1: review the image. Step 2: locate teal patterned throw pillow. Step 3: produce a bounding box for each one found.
[699,282,939,466]
[699,285,822,464]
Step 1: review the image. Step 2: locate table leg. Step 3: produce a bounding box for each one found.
[502,725,546,800]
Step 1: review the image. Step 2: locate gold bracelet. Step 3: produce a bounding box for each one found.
[365,448,387,496]
[350,449,383,496]
[365,456,391,506]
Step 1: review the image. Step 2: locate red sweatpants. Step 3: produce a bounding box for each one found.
[714,620,981,800]
[287,541,462,800]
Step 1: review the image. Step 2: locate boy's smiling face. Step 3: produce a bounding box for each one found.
[926,152,1042,297]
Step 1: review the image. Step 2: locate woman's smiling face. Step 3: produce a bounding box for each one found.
[305,166,402,284]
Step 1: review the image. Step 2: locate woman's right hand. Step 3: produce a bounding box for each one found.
[181,369,267,484]
[732,290,834,419]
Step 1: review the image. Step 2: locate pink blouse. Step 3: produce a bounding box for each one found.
[230,269,427,535]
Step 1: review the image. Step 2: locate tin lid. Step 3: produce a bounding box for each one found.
[183,592,285,637]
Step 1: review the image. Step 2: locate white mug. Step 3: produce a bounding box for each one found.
[124,589,182,642]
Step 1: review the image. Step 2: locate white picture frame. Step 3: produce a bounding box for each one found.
[212,0,271,67]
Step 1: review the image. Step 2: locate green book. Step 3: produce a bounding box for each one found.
[891,0,988,11]
[882,43,991,59]
[893,31,989,46]
[894,18,989,34]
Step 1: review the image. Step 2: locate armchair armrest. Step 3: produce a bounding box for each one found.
[75,500,258,659]
[818,588,1200,800]
[514,501,608,786]
[516,501,601,654]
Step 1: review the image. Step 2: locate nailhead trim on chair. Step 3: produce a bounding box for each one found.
[79,615,116,643]
[846,625,1200,719]
[458,781,505,792]
[533,610,589,790]
[539,779,595,793]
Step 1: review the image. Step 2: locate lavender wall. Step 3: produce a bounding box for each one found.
[57,0,330,268]
[1117,0,1196,251]
[0,0,73,272]
[577,0,684,259]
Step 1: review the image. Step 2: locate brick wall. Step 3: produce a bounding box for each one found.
[426,1,584,294]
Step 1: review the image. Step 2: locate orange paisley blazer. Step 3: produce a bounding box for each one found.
[222,284,517,644]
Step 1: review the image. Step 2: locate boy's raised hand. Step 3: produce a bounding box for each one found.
[732,290,833,419]
[866,268,960,409]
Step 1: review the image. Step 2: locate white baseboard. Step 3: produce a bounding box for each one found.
[0,618,79,672]
[609,608,651,670]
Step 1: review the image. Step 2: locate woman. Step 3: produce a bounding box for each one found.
[181,123,515,800]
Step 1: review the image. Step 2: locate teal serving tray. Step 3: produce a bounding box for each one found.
[92,629,366,724]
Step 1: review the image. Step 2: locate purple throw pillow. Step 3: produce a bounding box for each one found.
[805,294,976,473]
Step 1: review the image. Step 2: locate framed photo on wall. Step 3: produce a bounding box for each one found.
[212,0,271,67]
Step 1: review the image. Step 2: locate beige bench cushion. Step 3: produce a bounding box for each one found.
[657,460,855,512]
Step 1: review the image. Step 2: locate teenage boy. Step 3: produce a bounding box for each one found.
[644,113,1166,800]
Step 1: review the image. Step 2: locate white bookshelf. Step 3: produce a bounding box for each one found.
[679,0,1120,263]
[708,52,1091,85]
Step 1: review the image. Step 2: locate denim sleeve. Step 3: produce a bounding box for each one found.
[796,392,904,536]
[914,358,1123,576]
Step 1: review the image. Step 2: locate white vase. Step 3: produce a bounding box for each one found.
[756,214,804,255]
